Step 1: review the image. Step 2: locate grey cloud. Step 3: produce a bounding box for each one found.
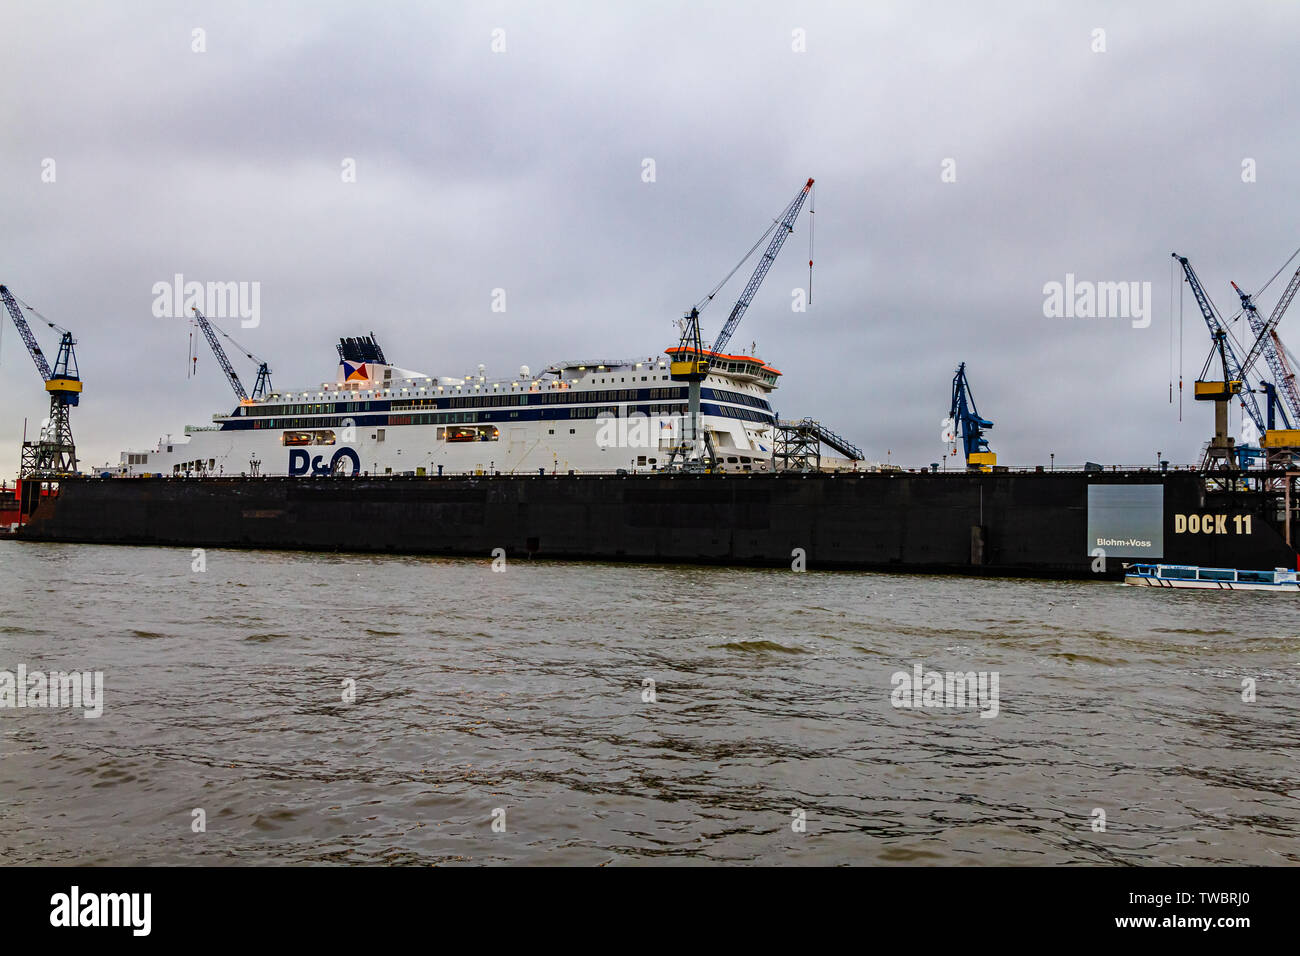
[2,1,1298,471]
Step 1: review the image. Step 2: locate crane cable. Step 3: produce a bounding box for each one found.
[1179,270,1184,422]
[1169,255,1175,405]
[197,311,268,367]
[1252,242,1300,300]
[808,182,815,306]
[693,217,783,313]
[1,293,68,371]
[11,294,72,335]
[1223,242,1300,328]
[1218,244,1300,435]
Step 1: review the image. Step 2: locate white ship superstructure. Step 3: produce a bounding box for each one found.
[109,335,782,478]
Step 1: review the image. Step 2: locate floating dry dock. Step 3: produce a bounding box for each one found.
[16,469,1299,579]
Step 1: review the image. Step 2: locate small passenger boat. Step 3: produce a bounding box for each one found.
[1124,564,1300,591]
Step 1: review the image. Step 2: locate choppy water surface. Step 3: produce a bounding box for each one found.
[1,540,1298,865]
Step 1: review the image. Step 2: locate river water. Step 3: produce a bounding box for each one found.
[1,540,1297,865]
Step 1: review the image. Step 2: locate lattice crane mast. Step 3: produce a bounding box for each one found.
[1,284,81,478]
[1231,259,1300,428]
[191,306,272,402]
[1172,254,1265,467]
[945,362,996,471]
[668,177,814,470]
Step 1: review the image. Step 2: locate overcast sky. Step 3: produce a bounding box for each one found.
[3,0,1299,473]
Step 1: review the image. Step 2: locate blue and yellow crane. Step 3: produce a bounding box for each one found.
[946,362,996,471]
[1172,253,1265,468]
[1231,273,1300,427]
[1229,258,1300,462]
[1173,251,1300,468]
[1,284,81,480]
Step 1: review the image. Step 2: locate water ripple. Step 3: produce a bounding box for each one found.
[1,541,1298,864]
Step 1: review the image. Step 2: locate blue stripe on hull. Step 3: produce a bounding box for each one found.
[220,401,775,431]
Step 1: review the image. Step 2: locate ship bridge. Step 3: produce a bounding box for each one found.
[665,347,781,388]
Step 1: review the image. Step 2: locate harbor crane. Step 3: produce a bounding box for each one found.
[667,177,814,471]
[1231,257,1300,468]
[1172,254,1267,468]
[1,284,81,481]
[945,362,996,471]
[1231,259,1300,427]
[191,306,272,402]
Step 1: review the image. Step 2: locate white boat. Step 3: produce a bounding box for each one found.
[102,335,790,478]
[1124,563,1300,591]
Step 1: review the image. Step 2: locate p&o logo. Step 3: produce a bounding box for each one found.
[288,446,361,476]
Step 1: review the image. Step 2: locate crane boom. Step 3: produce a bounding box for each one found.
[666,177,815,472]
[3,284,81,481]
[191,307,249,402]
[1234,262,1300,422]
[947,362,996,470]
[1268,329,1300,421]
[711,178,814,354]
[1,284,53,381]
[1172,254,1265,433]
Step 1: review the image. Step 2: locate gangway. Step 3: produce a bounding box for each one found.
[773,418,864,471]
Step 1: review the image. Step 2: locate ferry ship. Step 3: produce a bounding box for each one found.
[105,335,798,479]
[29,359,1300,577]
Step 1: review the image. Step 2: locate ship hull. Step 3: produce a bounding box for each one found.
[16,470,1298,579]
[1124,575,1298,591]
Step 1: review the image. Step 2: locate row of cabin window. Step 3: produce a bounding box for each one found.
[246,402,771,431]
[245,387,699,417]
